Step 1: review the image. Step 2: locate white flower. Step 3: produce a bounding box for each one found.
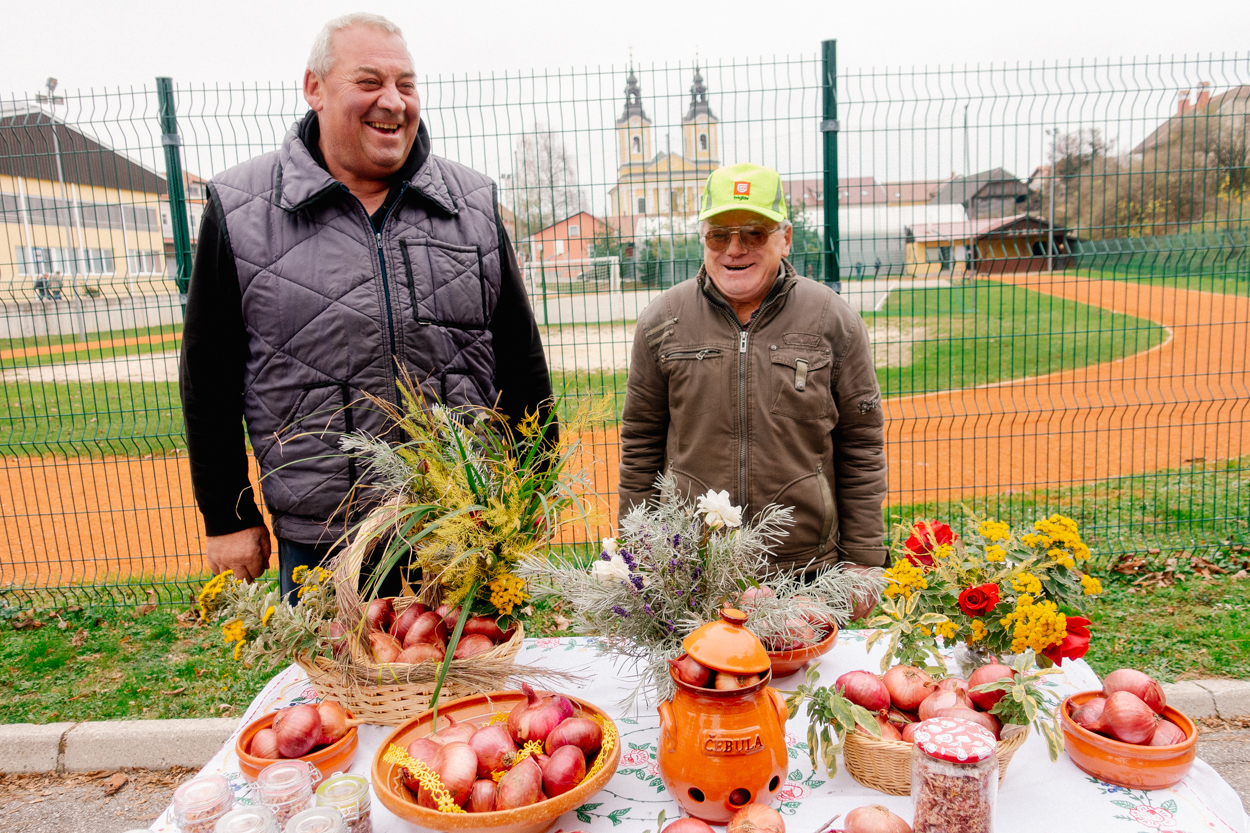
[697,489,742,530]
[601,537,620,556]
[590,554,630,585]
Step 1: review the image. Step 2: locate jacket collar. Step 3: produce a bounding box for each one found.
[274,116,457,216]
[698,259,799,327]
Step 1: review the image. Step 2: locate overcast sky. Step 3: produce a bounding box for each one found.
[2,0,1247,95]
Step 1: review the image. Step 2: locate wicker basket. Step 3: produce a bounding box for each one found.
[296,621,525,726]
[842,723,1029,796]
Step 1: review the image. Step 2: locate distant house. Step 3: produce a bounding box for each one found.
[1,107,181,300]
[884,179,947,205]
[928,168,1030,219]
[904,214,1075,277]
[522,210,612,289]
[781,176,888,210]
[1133,83,1250,155]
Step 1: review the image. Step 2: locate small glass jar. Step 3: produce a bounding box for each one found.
[284,807,346,833]
[315,773,372,833]
[215,805,280,833]
[172,774,235,833]
[911,717,998,833]
[256,760,322,829]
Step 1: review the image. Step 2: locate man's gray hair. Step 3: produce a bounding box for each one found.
[307,13,409,78]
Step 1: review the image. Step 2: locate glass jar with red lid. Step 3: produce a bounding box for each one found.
[911,716,998,833]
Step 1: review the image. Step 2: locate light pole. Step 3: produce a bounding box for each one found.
[1046,127,1057,273]
[37,77,87,340]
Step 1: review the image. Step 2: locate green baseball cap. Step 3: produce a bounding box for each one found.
[697,162,789,223]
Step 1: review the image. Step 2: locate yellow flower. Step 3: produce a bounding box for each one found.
[221,619,247,645]
[933,544,955,561]
[919,626,933,637]
[978,520,1011,543]
[291,565,310,584]
[1081,574,1103,596]
[1002,598,1066,654]
[882,559,929,600]
[1048,548,1076,569]
[968,619,989,643]
[985,545,1007,563]
[233,641,245,660]
[489,573,527,616]
[1012,573,1042,595]
[197,570,235,620]
[261,606,276,627]
[934,618,958,640]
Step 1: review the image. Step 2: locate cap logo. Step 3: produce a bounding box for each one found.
[733,181,751,197]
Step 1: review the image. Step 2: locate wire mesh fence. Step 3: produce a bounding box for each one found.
[1,49,1247,608]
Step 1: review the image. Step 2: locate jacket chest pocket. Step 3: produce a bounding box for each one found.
[770,348,835,420]
[660,346,727,414]
[399,238,487,330]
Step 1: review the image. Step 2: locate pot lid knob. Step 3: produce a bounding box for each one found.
[681,607,770,675]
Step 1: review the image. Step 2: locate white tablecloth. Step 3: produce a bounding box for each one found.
[151,632,1249,832]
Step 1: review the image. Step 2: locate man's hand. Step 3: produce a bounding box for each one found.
[206,525,272,582]
[842,562,883,623]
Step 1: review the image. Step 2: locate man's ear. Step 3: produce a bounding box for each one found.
[303,69,324,111]
[781,224,794,256]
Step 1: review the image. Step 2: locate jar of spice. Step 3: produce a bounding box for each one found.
[172,774,235,833]
[284,807,346,833]
[911,716,998,833]
[255,760,322,828]
[315,773,371,833]
[215,805,280,833]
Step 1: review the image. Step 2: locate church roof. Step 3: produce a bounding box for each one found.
[617,68,651,125]
[683,66,717,122]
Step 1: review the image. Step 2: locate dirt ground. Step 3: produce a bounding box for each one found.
[2,275,1247,585]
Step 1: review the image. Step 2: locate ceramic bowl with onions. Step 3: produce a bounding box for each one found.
[235,701,360,782]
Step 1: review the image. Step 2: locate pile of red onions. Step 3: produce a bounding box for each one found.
[357,598,516,665]
[402,683,604,813]
[1069,667,1185,747]
[668,654,762,691]
[247,699,360,761]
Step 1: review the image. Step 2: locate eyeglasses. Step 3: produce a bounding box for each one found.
[702,224,783,252]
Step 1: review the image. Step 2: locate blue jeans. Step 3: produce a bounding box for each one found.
[277,537,408,600]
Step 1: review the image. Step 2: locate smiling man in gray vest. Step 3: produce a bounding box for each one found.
[179,13,553,595]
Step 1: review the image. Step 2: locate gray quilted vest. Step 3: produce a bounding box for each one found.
[212,122,503,543]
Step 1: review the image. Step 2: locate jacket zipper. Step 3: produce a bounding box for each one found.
[738,331,748,500]
[358,184,409,376]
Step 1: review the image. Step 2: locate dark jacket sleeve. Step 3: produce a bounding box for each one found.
[178,188,265,537]
[830,307,888,566]
[617,301,670,514]
[489,219,556,439]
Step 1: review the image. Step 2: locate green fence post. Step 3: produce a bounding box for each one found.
[821,39,841,294]
[156,77,193,300]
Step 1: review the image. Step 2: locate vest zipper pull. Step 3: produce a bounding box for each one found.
[740,332,748,353]
[376,232,383,252]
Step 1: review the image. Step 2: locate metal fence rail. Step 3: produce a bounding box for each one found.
[2,48,1247,607]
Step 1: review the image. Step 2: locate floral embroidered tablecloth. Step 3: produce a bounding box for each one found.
[150,632,1248,833]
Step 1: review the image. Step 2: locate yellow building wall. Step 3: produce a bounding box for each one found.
[1,174,171,299]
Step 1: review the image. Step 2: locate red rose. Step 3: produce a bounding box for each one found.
[957,583,1001,617]
[1042,616,1091,665]
[904,520,958,568]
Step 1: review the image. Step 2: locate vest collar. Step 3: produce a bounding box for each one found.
[275,119,458,216]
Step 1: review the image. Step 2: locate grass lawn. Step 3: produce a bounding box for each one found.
[1076,267,1250,297]
[0,323,182,356]
[1,380,186,457]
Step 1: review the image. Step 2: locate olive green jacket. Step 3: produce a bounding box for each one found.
[618,260,887,570]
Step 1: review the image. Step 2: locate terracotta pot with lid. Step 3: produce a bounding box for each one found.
[657,608,789,823]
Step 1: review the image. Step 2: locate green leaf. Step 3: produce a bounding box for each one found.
[1022,695,1038,723]
[576,803,601,823]
[607,807,632,825]
[821,734,839,776]
[1111,800,1136,809]
[1162,800,1177,813]
[916,613,949,625]
[807,724,819,770]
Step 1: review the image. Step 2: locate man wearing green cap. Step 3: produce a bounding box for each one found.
[618,163,886,610]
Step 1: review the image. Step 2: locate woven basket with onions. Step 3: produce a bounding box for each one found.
[842,722,1030,796]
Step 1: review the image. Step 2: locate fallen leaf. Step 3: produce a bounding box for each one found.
[135,590,158,617]
[11,615,43,631]
[102,772,128,796]
[70,629,87,648]
[159,687,187,696]
[554,615,571,631]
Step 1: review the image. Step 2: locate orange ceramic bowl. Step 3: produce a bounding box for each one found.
[1060,691,1196,790]
[766,625,839,678]
[371,690,621,833]
[235,709,359,782]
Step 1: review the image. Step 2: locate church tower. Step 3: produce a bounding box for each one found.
[681,65,719,166]
[616,69,653,174]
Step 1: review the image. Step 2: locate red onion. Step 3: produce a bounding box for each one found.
[469,724,518,778]
[919,688,971,721]
[430,715,477,746]
[663,819,717,833]
[249,728,280,759]
[883,665,937,712]
[793,594,839,635]
[936,677,970,696]
[935,706,1001,739]
[403,611,449,649]
[438,605,463,629]
[315,700,360,745]
[857,712,903,741]
[275,704,321,758]
[886,708,918,726]
[727,802,786,833]
[836,671,891,712]
[1149,719,1188,746]
[901,722,921,743]
[544,717,603,756]
[463,615,506,642]
[1071,697,1109,735]
[323,621,349,659]
[1103,668,1167,715]
[467,779,497,812]
[669,655,713,688]
[396,643,444,665]
[507,683,575,744]
[453,633,495,659]
[369,631,402,663]
[1103,690,1160,744]
[781,617,818,646]
[844,804,913,833]
[403,738,441,794]
[391,603,430,643]
[715,673,761,690]
[426,741,477,807]
[495,755,545,810]
[365,597,396,633]
[739,586,774,607]
[968,663,1016,711]
[542,744,587,797]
